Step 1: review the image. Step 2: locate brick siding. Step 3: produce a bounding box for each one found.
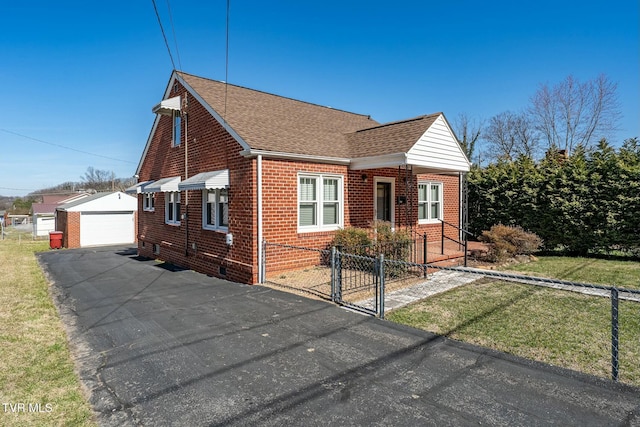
[137,80,461,284]
[56,210,81,248]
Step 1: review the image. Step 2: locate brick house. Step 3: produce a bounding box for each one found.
[132,71,470,284]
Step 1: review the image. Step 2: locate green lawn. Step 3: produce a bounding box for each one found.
[0,236,95,426]
[388,256,640,386]
[506,256,640,290]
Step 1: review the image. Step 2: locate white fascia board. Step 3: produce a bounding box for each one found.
[174,74,251,152]
[240,149,351,165]
[406,154,471,173]
[349,153,407,170]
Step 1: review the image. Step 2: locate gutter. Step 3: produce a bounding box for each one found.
[240,149,351,165]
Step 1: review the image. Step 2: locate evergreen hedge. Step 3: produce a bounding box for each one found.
[467,138,640,256]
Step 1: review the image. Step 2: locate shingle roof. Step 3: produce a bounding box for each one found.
[32,203,59,215]
[179,72,382,158]
[57,192,110,210]
[346,114,441,158]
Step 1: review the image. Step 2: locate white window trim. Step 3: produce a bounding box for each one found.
[297,173,344,233]
[202,189,229,232]
[143,193,155,212]
[373,176,395,227]
[418,181,443,224]
[165,192,181,225]
[172,111,181,147]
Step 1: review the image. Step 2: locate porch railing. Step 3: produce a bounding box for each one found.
[439,219,474,267]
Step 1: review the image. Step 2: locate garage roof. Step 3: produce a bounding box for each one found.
[57,192,137,212]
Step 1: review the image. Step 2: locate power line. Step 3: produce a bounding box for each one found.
[0,129,136,164]
[0,186,38,192]
[151,0,177,70]
[165,0,182,71]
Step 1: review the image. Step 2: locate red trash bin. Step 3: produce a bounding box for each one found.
[49,231,63,249]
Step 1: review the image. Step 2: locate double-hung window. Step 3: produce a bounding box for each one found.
[203,189,229,231]
[166,192,181,225]
[172,111,181,147]
[418,182,443,223]
[298,174,342,232]
[143,193,155,211]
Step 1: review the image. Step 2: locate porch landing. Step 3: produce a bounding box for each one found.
[425,240,488,265]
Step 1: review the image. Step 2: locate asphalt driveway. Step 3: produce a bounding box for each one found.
[38,246,639,426]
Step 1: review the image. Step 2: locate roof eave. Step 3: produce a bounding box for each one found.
[240,149,351,165]
[349,153,408,170]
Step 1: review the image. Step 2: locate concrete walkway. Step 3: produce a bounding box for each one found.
[357,267,640,314]
[357,270,479,312]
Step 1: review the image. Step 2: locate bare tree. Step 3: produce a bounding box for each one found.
[81,167,116,191]
[529,74,620,154]
[453,113,483,162]
[483,111,539,161]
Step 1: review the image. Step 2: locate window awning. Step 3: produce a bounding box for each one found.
[125,180,155,194]
[152,95,181,116]
[144,176,181,193]
[178,170,229,191]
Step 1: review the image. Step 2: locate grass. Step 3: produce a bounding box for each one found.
[388,256,640,386]
[506,256,640,290]
[0,234,95,426]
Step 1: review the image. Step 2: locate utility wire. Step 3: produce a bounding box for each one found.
[151,0,177,70]
[165,0,182,71]
[0,129,136,164]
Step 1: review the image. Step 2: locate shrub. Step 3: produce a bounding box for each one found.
[330,227,371,255]
[329,223,414,275]
[372,221,413,262]
[479,225,543,262]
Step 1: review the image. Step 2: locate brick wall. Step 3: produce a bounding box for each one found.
[56,211,81,248]
[137,80,257,284]
[262,163,461,276]
[136,81,461,285]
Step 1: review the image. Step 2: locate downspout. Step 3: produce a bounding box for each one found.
[257,154,263,283]
[183,94,189,256]
[458,172,462,241]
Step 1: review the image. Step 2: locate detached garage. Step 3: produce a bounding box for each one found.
[55,192,138,248]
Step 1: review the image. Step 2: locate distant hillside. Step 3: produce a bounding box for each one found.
[0,196,17,211]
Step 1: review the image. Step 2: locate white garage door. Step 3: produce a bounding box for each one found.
[80,211,135,247]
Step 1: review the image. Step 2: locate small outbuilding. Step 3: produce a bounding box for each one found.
[32,193,89,237]
[55,192,138,248]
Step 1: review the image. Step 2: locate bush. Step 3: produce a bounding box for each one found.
[329,223,414,275]
[479,225,542,262]
[372,221,413,262]
[330,227,371,255]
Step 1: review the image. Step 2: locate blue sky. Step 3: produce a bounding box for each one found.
[1,0,638,197]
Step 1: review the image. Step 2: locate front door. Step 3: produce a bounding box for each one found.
[375,181,393,222]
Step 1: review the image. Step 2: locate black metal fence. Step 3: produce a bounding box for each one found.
[263,242,388,316]
[263,241,638,382]
[428,265,640,383]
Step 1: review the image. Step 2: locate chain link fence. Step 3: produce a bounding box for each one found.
[263,240,638,382]
[428,265,640,382]
[262,242,332,300]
